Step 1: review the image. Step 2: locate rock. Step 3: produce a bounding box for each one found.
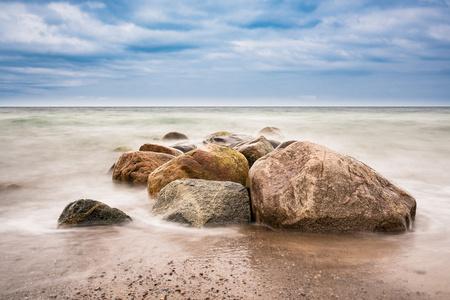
[0,183,22,191]
[257,126,285,140]
[170,142,197,153]
[139,143,183,156]
[268,140,281,149]
[203,131,253,148]
[151,179,251,227]
[57,199,132,228]
[147,144,249,198]
[249,141,417,233]
[113,146,133,152]
[276,140,298,150]
[233,136,274,168]
[113,151,175,184]
[162,132,189,141]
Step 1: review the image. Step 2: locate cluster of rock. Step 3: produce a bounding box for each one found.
[58,127,417,234]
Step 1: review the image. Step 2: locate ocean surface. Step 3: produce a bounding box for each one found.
[1,106,449,298]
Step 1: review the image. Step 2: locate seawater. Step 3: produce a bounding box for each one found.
[0,106,449,296]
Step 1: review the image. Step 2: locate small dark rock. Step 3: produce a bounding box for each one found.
[276,140,298,150]
[162,132,189,141]
[171,142,197,153]
[57,199,132,228]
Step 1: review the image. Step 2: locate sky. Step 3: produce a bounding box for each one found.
[0,0,450,106]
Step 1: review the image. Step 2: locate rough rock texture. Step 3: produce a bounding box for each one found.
[249,141,417,233]
[171,142,197,153]
[151,178,251,227]
[57,199,132,228]
[148,144,249,198]
[233,136,274,168]
[113,151,175,184]
[139,143,183,156]
[162,132,189,141]
[203,131,253,148]
[276,140,298,150]
[258,126,285,140]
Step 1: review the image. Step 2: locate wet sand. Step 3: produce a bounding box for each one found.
[1,223,448,300]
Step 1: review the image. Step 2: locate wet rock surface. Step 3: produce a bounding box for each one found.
[171,142,197,153]
[249,141,417,232]
[152,179,251,227]
[202,131,253,148]
[113,151,175,184]
[148,144,249,198]
[57,199,132,228]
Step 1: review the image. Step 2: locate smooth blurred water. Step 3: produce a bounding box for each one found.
[0,106,449,297]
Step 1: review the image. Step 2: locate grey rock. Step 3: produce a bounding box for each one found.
[151,179,251,227]
[202,131,253,148]
[57,199,132,228]
[171,142,197,153]
[249,141,417,233]
[257,126,285,140]
[276,140,298,150]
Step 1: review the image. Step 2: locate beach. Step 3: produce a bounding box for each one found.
[1,107,449,299]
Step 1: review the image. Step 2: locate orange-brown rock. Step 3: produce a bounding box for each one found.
[147,144,249,198]
[249,141,417,233]
[113,151,175,184]
[139,143,183,156]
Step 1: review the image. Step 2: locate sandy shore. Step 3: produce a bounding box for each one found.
[1,223,448,300]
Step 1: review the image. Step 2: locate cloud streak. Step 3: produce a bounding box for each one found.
[0,0,449,105]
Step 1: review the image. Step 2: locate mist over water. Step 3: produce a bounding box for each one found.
[1,106,449,297]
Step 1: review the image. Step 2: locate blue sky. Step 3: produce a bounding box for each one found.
[0,0,449,106]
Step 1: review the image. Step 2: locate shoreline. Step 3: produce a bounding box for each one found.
[1,225,447,300]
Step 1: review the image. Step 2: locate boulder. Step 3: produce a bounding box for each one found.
[171,142,197,153]
[147,144,249,198]
[113,151,175,184]
[233,136,274,168]
[276,140,298,150]
[249,141,417,233]
[258,126,285,140]
[162,132,189,141]
[151,179,251,227]
[139,143,183,156]
[57,199,132,228]
[203,131,253,148]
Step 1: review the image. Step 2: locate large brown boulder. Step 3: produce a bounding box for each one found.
[113,151,175,184]
[249,141,417,233]
[57,199,132,228]
[147,144,249,198]
[139,143,183,156]
[233,136,274,167]
[152,179,251,227]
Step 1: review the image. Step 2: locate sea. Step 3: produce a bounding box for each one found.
[0,106,449,298]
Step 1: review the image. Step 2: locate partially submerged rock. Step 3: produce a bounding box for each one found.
[171,142,197,153]
[57,199,132,228]
[147,144,249,198]
[162,132,189,141]
[113,146,133,152]
[203,131,253,148]
[233,136,274,168]
[139,143,183,156]
[113,151,175,184]
[152,179,251,227]
[249,141,416,233]
[258,126,285,140]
